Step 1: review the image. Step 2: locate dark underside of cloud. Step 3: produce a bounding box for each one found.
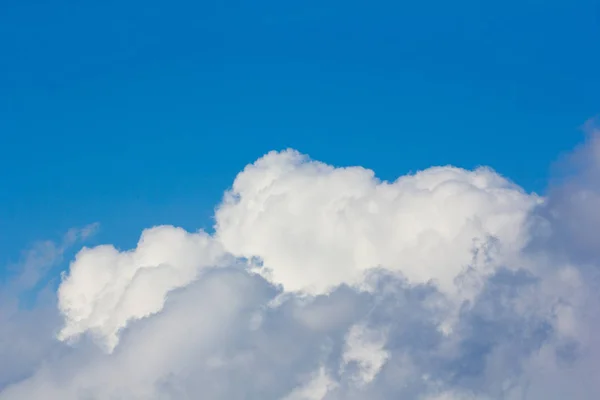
[1,133,600,400]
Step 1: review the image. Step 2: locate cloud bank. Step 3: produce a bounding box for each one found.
[1,133,600,399]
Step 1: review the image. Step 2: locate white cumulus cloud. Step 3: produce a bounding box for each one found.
[215,149,539,296]
[2,131,600,400]
[57,225,226,351]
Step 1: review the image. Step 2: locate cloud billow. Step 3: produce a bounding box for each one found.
[2,135,600,399]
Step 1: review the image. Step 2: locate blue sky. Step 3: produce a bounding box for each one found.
[1,0,599,264]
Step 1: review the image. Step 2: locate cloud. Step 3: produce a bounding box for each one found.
[215,150,539,296]
[2,223,99,294]
[1,134,600,399]
[57,225,227,352]
[0,224,97,389]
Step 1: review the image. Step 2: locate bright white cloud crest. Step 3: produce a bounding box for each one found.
[57,226,226,351]
[216,150,538,295]
[2,138,600,399]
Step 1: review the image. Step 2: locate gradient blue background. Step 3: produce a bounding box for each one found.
[1,0,599,265]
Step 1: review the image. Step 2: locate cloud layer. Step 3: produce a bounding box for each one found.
[2,135,600,399]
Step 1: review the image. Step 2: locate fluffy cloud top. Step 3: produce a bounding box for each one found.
[216,150,538,295]
[2,134,600,399]
[57,226,226,351]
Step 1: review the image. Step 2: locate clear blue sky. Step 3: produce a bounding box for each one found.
[1,0,599,264]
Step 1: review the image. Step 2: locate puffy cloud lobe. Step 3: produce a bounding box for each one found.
[2,136,600,400]
[215,150,539,296]
[57,226,226,351]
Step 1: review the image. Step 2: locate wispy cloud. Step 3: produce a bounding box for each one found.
[0,223,98,389]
